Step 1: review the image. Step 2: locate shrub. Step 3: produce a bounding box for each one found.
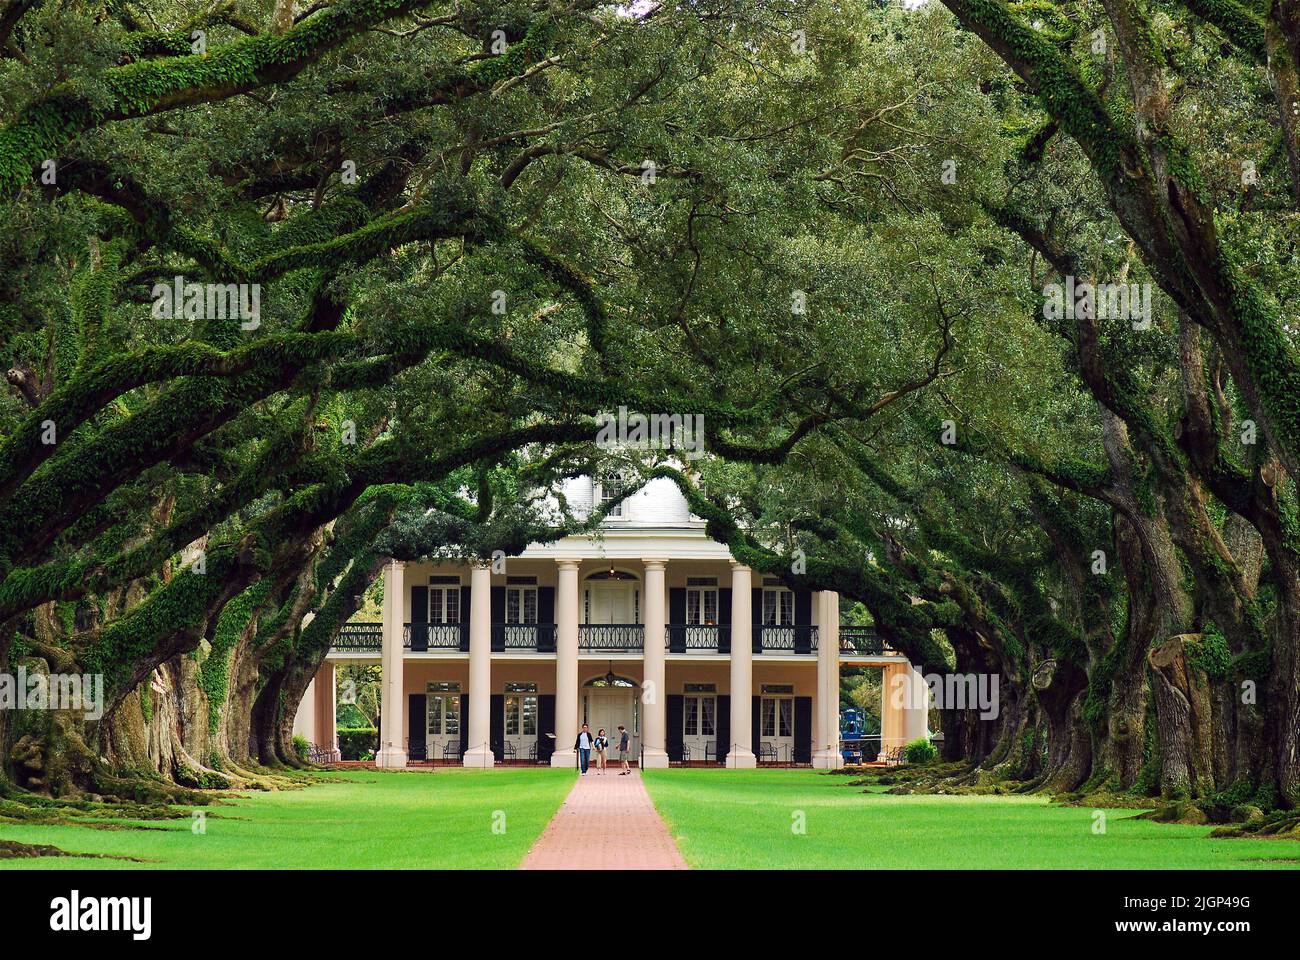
[338,727,378,760]
[292,733,312,760]
[904,738,938,764]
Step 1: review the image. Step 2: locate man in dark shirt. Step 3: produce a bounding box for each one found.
[617,725,631,775]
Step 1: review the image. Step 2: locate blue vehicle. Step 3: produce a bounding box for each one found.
[840,708,876,765]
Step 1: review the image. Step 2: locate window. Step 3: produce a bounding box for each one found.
[761,684,794,695]
[684,692,716,737]
[506,576,537,625]
[762,579,793,626]
[684,682,717,693]
[426,686,461,736]
[686,577,719,625]
[428,576,461,623]
[760,697,793,738]
[505,682,539,739]
[597,474,624,517]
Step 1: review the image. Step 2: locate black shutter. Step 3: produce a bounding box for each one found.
[459,693,469,756]
[716,695,730,765]
[752,695,762,761]
[410,585,428,652]
[538,695,556,762]
[719,587,732,652]
[752,587,763,653]
[490,693,505,761]
[490,586,506,652]
[794,696,813,764]
[795,589,813,654]
[408,694,427,761]
[459,586,471,651]
[668,588,686,653]
[666,695,684,762]
[538,586,556,652]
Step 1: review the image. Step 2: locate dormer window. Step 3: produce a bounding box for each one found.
[597,474,624,518]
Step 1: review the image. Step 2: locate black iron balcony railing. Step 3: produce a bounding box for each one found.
[404,622,467,651]
[665,624,731,653]
[333,622,382,652]
[492,623,557,652]
[579,623,644,652]
[756,623,818,654]
[839,626,890,655]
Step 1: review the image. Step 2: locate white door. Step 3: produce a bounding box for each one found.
[760,696,794,762]
[590,583,632,623]
[426,693,461,759]
[503,691,538,760]
[683,693,717,760]
[585,688,638,762]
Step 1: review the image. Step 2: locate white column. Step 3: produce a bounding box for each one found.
[376,560,407,768]
[881,660,905,753]
[904,659,931,743]
[551,559,580,767]
[812,591,843,769]
[316,661,338,762]
[882,657,930,752]
[727,561,756,768]
[463,564,494,768]
[642,559,669,768]
[292,677,315,741]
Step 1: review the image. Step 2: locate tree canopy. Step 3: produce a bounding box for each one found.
[1,0,1297,832]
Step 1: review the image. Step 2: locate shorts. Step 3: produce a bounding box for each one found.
[618,748,629,760]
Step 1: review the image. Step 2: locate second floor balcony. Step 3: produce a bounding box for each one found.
[336,621,872,658]
[664,624,818,654]
[578,623,644,652]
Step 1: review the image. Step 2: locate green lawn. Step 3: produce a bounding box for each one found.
[0,768,575,870]
[642,769,1300,870]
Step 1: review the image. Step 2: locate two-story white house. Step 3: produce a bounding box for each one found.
[296,475,929,768]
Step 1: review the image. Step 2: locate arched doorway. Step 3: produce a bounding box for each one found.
[583,674,639,764]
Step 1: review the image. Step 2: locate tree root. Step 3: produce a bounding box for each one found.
[0,839,146,861]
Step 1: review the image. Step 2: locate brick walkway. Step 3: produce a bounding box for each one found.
[520,769,687,870]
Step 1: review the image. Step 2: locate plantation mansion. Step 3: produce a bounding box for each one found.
[295,476,929,768]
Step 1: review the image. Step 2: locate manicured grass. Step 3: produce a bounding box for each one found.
[642,769,1300,870]
[0,768,575,870]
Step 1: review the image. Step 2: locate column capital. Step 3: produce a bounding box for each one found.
[388,558,406,569]
[728,559,751,572]
[642,558,669,571]
[556,558,581,570]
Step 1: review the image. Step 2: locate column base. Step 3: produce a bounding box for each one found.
[462,746,495,769]
[725,749,757,769]
[375,746,407,769]
[550,749,577,769]
[812,750,844,770]
[640,747,670,769]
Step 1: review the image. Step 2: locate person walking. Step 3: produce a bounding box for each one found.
[574,723,593,774]
[593,729,608,774]
[617,724,631,775]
